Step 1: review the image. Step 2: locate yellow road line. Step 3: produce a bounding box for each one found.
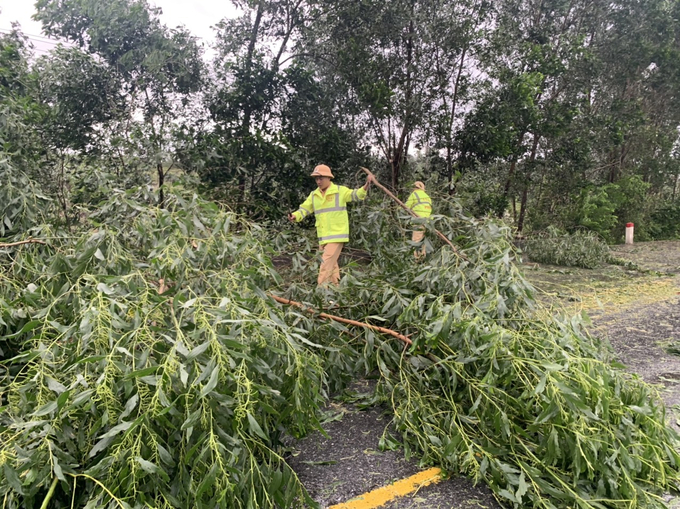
[327,467,442,509]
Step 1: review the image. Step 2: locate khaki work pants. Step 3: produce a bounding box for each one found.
[412,229,426,260]
[318,243,343,286]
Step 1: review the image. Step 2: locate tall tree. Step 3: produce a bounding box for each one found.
[0,27,43,173]
[302,0,490,190]
[31,47,125,217]
[585,0,680,188]
[205,0,307,208]
[201,0,368,216]
[34,0,205,206]
[420,0,492,192]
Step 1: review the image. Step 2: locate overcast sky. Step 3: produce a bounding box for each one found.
[0,0,240,56]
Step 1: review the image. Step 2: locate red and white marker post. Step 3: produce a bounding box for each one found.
[625,222,634,245]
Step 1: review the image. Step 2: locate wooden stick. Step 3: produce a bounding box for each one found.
[361,167,460,254]
[269,294,412,346]
[0,238,47,248]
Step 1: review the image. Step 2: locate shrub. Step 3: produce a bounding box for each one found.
[522,227,611,268]
[0,161,53,239]
[649,201,680,240]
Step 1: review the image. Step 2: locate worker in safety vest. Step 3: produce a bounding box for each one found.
[404,181,432,260]
[288,164,374,285]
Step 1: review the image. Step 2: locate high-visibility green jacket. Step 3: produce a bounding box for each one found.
[405,189,432,218]
[292,183,367,245]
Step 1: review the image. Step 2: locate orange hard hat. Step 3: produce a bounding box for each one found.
[310,164,334,178]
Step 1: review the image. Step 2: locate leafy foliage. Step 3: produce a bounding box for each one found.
[0,29,45,175]
[4,0,680,505]
[285,196,680,508]
[0,161,53,239]
[387,312,677,509]
[522,227,612,269]
[33,47,124,152]
[2,180,680,508]
[0,184,324,508]
[650,201,680,240]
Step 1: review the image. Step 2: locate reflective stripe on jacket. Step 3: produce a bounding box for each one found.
[292,183,367,245]
[405,190,432,218]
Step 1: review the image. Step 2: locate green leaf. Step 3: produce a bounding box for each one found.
[181,408,201,431]
[19,320,43,334]
[200,366,219,398]
[497,488,517,503]
[516,471,528,500]
[157,444,175,467]
[4,464,24,495]
[32,401,58,417]
[124,366,159,379]
[247,412,268,441]
[100,420,134,439]
[136,457,170,483]
[96,282,115,295]
[186,341,210,360]
[57,390,70,410]
[46,377,67,394]
[195,462,218,500]
[533,375,547,395]
[53,455,65,481]
[120,394,139,419]
[179,364,189,387]
[89,436,114,458]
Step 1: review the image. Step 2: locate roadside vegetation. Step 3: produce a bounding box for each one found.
[2,165,680,508]
[3,0,680,241]
[521,228,612,269]
[3,0,680,507]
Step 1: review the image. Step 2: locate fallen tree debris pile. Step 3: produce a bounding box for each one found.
[1,172,679,508]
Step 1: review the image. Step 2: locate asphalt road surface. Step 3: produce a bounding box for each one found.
[287,379,501,509]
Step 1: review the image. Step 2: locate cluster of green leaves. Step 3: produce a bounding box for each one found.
[282,197,680,508]
[0,161,53,238]
[0,181,335,508]
[568,177,652,243]
[522,227,612,269]
[6,0,680,234]
[649,201,680,240]
[387,313,678,508]
[3,169,680,509]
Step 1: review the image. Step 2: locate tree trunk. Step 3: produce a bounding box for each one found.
[501,130,527,217]
[517,133,541,232]
[501,159,518,218]
[390,14,415,191]
[157,162,165,208]
[447,145,455,196]
[57,153,69,224]
[446,46,468,195]
[239,0,265,208]
[517,183,530,233]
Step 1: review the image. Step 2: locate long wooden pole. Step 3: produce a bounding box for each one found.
[361,167,460,255]
[269,294,412,346]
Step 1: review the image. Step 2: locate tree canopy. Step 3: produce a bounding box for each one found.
[0,0,677,238]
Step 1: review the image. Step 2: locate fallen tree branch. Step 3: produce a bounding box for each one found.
[361,167,461,256]
[0,238,47,248]
[269,294,412,346]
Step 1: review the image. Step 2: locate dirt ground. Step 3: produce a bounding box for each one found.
[289,240,680,508]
